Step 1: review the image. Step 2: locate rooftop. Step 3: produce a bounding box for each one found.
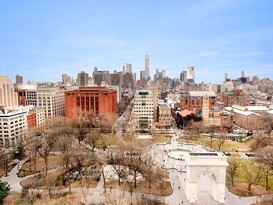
[189,91,216,97]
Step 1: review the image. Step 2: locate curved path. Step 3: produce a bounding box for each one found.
[149,129,271,205]
[1,131,272,205]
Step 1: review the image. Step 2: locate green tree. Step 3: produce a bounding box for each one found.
[0,180,10,203]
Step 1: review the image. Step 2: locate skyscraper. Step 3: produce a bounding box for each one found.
[187,66,195,83]
[77,71,89,86]
[123,63,132,74]
[145,51,150,80]
[16,75,23,84]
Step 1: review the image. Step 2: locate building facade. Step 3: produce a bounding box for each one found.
[0,75,18,109]
[123,73,134,90]
[187,67,195,83]
[37,87,65,118]
[180,91,216,110]
[133,90,154,131]
[77,71,89,86]
[156,102,172,129]
[0,109,27,147]
[16,75,23,85]
[65,86,117,119]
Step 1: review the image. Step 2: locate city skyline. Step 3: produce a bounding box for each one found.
[1,0,273,83]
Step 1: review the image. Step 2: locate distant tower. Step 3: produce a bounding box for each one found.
[124,63,132,74]
[224,73,228,82]
[16,75,23,85]
[77,71,89,86]
[187,66,195,83]
[140,70,146,79]
[241,71,245,78]
[145,51,150,80]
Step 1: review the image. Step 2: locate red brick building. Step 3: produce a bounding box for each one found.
[180,91,216,110]
[17,89,26,106]
[65,86,117,119]
[27,112,36,128]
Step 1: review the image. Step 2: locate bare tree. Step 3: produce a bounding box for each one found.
[0,149,12,176]
[87,131,100,152]
[243,160,263,191]
[191,121,204,140]
[256,146,273,190]
[37,136,55,175]
[227,158,241,187]
[57,135,73,172]
[207,125,219,147]
[98,113,117,133]
[23,138,40,174]
[142,153,156,188]
[111,148,127,186]
[75,122,87,144]
[260,116,273,137]
[250,136,273,151]
[215,134,226,151]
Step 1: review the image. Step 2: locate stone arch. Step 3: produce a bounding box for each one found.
[184,152,228,204]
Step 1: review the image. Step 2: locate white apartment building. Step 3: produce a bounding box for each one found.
[133,90,154,131]
[37,87,65,118]
[0,109,27,147]
[25,89,37,106]
[35,107,46,128]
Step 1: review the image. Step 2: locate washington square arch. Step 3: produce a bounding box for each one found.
[149,139,229,205]
[185,152,228,204]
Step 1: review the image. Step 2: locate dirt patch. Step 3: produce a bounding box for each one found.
[18,155,62,177]
[227,182,273,197]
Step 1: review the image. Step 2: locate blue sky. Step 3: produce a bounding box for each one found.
[1,0,273,83]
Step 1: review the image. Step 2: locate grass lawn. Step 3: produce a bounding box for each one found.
[155,136,172,143]
[226,158,273,196]
[21,169,98,189]
[179,136,253,152]
[18,155,62,177]
[0,166,14,177]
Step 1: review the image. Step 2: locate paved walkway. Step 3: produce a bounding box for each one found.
[149,129,270,205]
[1,131,273,205]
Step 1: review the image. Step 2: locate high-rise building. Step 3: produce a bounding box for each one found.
[140,70,146,79]
[16,75,23,85]
[123,73,134,90]
[77,71,89,86]
[180,71,187,82]
[37,87,65,117]
[0,75,18,109]
[62,74,72,85]
[133,90,154,131]
[187,66,195,83]
[145,51,150,80]
[123,63,132,74]
[65,86,117,119]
